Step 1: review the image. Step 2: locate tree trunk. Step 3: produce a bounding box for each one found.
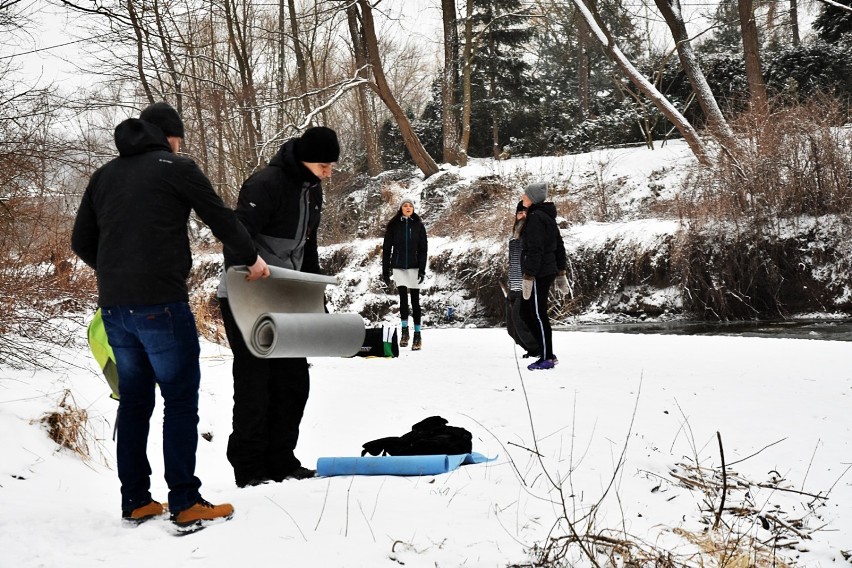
[738,0,767,112]
[441,0,460,164]
[346,4,382,176]
[490,72,500,158]
[577,9,591,122]
[357,0,439,178]
[223,0,261,162]
[790,0,800,46]
[571,0,710,165]
[458,0,474,166]
[288,0,312,120]
[126,0,154,104]
[653,0,737,147]
[277,0,285,132]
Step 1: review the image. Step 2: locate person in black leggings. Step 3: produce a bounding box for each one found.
[382,196,428,350]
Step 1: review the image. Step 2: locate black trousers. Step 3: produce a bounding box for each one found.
[219,298,310,483]
[520,274,556,360]
[397,287,422,326]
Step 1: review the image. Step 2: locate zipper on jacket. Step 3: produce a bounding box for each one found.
[403,217,410,268]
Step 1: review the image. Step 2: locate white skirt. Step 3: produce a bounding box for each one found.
[392,268,421,290]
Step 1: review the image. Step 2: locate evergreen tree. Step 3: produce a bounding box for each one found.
[697,0,743,56]
[813,0,852,44]
[524,0,644,153]
[466,0,534,158]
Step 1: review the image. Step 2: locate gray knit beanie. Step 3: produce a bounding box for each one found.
[524,182,548,205]
[399,196,415,210]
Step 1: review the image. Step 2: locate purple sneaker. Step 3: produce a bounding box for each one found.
[527,358,555,371]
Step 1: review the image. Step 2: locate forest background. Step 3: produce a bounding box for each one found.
[3,0,852,369]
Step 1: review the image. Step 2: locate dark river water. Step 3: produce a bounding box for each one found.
[556,318,852,342]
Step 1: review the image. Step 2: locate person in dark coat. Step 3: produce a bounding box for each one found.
[382,196,428,350]
[519,182,568,370]
[71,101,270,528]
[506,201,541,358]
[217,126,339,487]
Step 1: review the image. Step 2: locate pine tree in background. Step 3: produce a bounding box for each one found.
[698,0,745,56]
[813,0,852,44]
[466,0,534,158]
[527,0,644,154]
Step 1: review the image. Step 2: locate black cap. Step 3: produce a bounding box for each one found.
[516,200,526,214]
[140,102,185,138]
[294,126,340,163]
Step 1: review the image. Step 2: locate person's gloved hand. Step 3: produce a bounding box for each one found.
[382,269,391,287]
[522,275,535,300]
[418,270,425,284]
[555,271,570,294]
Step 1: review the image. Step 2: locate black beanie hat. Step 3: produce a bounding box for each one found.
[140,102,185,138]
[295,126,340,163]
[515,200,526,214]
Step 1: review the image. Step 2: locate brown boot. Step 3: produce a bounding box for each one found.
[122,500,167,524]
[171,499,234,527]
[411,331,422,351]
[400,327,410,347]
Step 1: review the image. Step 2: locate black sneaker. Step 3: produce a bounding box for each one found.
[284,466,316,480]
[236,477,271,488]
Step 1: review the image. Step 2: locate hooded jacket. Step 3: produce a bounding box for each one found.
[71,118,257,306]
[521,202,566,278]
[219,139,322,295]
[382,212,428,274]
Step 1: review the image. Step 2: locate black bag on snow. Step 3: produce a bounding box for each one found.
[361,416,473,456]
[355,327,399,358]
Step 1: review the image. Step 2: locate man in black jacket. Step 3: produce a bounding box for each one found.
[519,182,567,371]
[71,102,269,529]
[217,126,339,487]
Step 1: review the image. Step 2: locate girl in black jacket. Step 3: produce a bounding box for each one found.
[382,197,428,350]
[520,182,567,370]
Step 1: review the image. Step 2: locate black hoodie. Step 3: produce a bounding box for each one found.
[71,118,258,306]
[521,201,566,278]
[222,138,323,276]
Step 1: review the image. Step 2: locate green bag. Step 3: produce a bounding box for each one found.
[87,309,120,400]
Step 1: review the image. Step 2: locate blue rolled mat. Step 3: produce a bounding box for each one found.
[316,452,496,477]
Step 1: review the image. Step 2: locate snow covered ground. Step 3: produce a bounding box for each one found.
[1,325,850,567]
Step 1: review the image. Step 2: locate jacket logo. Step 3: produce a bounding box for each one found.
[158,158,173,164]
[249,202,257,207]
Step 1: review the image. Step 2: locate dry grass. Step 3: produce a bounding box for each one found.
[39,389,91,460]
[683,96,852,223]
[429,177,516,239]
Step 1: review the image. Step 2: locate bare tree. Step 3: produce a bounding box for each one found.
[287,0,312,119]
[577,3,592,121]
[653,0,736,147]
[345,2,382,175]
[459,0,474,165]
[737,0,767,112]
[571,0,710,164]
[790,0,801,46]
[355,0,439,178]
[441,0,460,164]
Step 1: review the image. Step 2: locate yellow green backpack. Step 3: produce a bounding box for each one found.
[87,308,120,400]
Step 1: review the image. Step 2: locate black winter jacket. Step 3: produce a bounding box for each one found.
[521,202,566,278]
[71,118,257,306]
[382,213,428,275]
[223,139,322,275]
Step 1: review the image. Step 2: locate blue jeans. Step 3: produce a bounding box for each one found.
[101,302,202,514]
